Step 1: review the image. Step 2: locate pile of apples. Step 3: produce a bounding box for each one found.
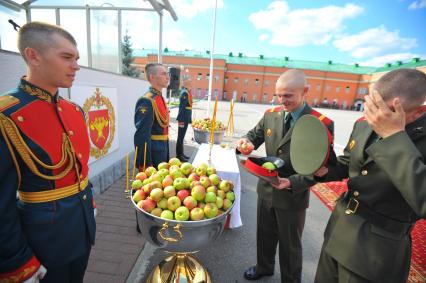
[131,157,235,221]
[192,118,226,132]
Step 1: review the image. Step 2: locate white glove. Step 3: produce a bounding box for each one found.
[23,265,47,283]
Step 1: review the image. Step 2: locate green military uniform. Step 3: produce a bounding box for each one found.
[245,103,334,283]
[315,114,426,283]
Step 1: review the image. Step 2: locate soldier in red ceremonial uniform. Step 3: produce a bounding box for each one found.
[134,63,170,170]
[237,70,334,283]
[0,22,96,282]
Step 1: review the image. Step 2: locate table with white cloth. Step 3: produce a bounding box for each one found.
[192,143,242,228]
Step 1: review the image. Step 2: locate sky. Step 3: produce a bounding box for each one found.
[1,0,425,67]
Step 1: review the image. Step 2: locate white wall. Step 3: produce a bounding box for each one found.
[0,50,149,194]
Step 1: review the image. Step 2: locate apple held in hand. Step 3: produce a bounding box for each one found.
[240,141,254,155]
[161,210,174,220]
[167,196,181,211]
[190,207,204,221]
[262,162,276,170]
[175,206,190,221]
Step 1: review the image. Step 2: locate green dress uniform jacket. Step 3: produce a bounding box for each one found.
[315,114,426,283]
[246,104,335,209]
[244,104,334,282]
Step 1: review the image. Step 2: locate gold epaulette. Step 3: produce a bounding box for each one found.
[0,95,20,112]
[145,92,153,99]
[265,106,283,113]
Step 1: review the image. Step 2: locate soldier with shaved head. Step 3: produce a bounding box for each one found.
[314,68,426,282]
[237,69,334,282]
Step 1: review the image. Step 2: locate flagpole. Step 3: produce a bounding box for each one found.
[207,0,218,117]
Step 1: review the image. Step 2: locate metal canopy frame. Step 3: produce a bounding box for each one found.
[0,0,178,70]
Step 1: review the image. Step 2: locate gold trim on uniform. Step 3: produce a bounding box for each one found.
[18,177,89,203]
[349,139,356,150]
[20,83,53,102]
[151,134,169,141]
[266,129,272,137]
[185,107,192,110]
[0,95,20,112]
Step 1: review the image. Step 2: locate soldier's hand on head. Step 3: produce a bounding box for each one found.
[236,138,254,155]
[272,177,291,190]
[364,91,406,139]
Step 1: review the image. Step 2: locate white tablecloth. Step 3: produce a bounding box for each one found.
[192,143,242,228]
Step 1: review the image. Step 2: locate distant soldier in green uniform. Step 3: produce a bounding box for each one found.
[314,68,426,283]
[237,69,334,283]
[176,79,192,162]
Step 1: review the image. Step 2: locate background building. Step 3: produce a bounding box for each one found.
[134,49,426,110]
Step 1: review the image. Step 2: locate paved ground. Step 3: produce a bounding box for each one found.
[84,101,363,283]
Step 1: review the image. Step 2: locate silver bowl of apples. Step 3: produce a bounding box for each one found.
[130,158,236,253]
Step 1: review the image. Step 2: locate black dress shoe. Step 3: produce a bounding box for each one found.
[177,155,189,162]
[243,266,273,280]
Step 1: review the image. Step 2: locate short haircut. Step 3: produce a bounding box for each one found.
[18,21,77,62]
[145,63,164,82]
[277,69,307,89]
[374,68,426,110]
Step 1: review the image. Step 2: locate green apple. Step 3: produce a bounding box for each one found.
[200,176,211,188]
[167,196,181,211]
[217,189,226,199]
[262,162,276,170]
[160,209,174,220]
[206,167,216,176]
[223,199,233,211]
[157,197,168,209]
[180,162,193,175]
[205,191,217,203]
[163,185,176,198]
[204,203,218,219]
[219,180,233,192]
[131,179,143,189]
[150,188,164,202]
[226,191,235,202]
[216,197,224,209]
[169,157,181,166]
[151,207,162,217]
[158,168,170,178]
[145,166,157,177]
[158,162,170,170]
[174,206,190,221]
[190,207,204,221]
[208,174,221,186]
[150,181,162,189]
[132,189,145,203]
[183,196,197,210]
[191,185,206,201]
[171,169,184,180]
[206,186,217,194]
[174,177,189,190]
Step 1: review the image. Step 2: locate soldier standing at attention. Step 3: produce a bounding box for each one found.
[0,22,96,283]
[134,63,170,170]
[314,68,426,283]
[176,79,193,162]
[236,69,334,283]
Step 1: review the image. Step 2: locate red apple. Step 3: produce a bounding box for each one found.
[141,198,156,212]
[132,189,146,203]
[183,196,197,210]
[135,172,147,181]
[177,189,190,202]
[188,173,200,183]
[223,198,233,211]
[162,175,174,188]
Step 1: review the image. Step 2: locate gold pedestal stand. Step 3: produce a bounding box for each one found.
[147,252,211,283]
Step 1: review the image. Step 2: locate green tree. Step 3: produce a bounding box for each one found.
[122,31,141,77]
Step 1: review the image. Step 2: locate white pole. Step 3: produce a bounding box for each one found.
[207,0,218,117]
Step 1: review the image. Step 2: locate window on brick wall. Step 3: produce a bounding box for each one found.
[265,80,269,86]
[215,74,219,81]
[244,78,249,85]
[225,76,228,84]
[345,86,350,93]
[358,87,368,95]
[197,73,202,80]
[234,77,239,83]
[255,79,259,86]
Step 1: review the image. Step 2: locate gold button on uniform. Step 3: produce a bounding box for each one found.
[68,130,74,136]
[76,107,80,111]
[77,153,82,159]
[278,149,283,154]
[83,195,87,200]
[361,170,368,176]
[353,191,360,197]
[17,116,24,122]
[58,106,63,112]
